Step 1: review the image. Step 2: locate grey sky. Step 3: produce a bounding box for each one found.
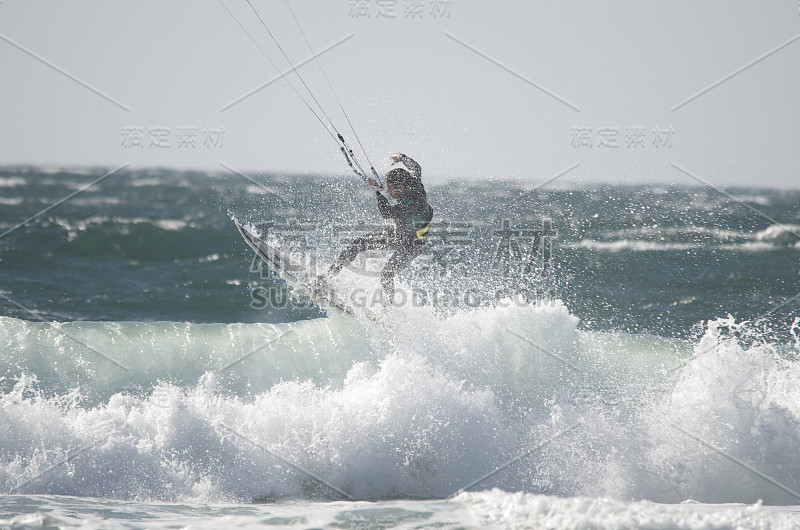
[1,0,798,188]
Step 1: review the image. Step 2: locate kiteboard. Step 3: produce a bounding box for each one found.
[236,221,377,320]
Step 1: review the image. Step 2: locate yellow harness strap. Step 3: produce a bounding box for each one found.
[415,208,434,240]
[415,221,431,240]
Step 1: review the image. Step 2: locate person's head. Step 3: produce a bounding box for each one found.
[385,168,410,199]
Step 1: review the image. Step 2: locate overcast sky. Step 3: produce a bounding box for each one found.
[1,1,798,188]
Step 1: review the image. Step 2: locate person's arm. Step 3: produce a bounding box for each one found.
[375,190,400,219]
[390,153,421,180]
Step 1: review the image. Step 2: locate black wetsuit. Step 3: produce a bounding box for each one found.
[328,155,433,298]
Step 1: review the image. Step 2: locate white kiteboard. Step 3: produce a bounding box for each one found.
[236,221,381,321]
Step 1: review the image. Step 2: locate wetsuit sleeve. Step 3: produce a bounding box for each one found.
[399,154,421,180]
[376,190,401,219]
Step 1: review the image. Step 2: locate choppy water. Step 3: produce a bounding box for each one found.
[1,167,799,528]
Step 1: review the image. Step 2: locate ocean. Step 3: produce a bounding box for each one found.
[1,166,799,529]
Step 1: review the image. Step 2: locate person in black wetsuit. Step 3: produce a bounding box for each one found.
[322,153,433,302]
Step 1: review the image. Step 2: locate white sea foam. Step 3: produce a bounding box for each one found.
[245,184,281,196]
[50,216,196,240]
[574,223,800,253]
[68,196,124,206]
[602,225,745,240]
[719,241,780,252]
[2,491,797,529]
[755,224,800,244]
[0,177,25,187]
[458,490,800,529]
[0,307,798,507]
[566,239,700,252]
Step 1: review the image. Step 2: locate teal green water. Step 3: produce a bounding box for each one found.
[1,167,799,527]
[1,168,797,336]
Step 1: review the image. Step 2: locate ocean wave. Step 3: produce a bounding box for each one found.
[730,194,773,206]
[755,224,800,244]
[639,317,800,504]
[2,306,798,504]
[130,177,167,187]
[2,491,798,529]
[51,216,197,241]
[35,166,95,176]
[602,225,746,240]
[581,223,800,252]
[67,196,124,206]
[0,177,25,188]
[245,184,281,196]
[718,241,781,252]
[566,240,700,252]
[458,490,800,529]
[569,232,798,252]
[129,176,198,188]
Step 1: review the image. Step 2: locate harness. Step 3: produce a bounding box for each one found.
[415,207,434,240]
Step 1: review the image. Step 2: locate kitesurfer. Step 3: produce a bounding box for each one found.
[320,153,433,303]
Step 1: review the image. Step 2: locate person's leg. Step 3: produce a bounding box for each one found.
[327,227,392,277]
[380,239,424,301]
